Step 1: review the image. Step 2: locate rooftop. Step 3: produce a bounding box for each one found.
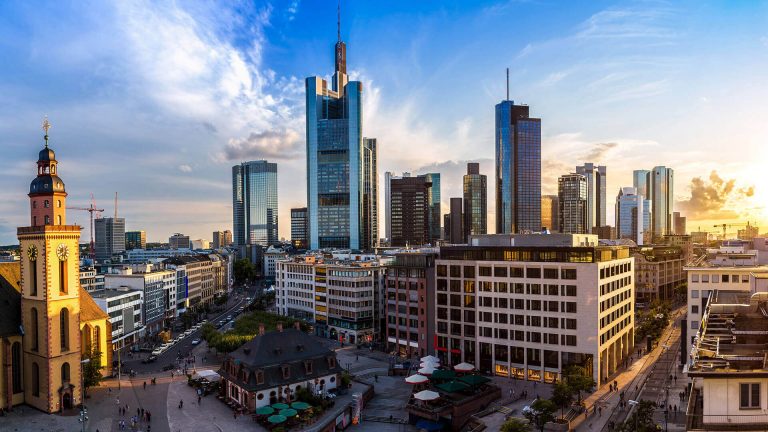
[688,290,768,376]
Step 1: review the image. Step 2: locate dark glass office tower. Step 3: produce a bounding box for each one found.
[306,19,375,250]
[390,176,431,247]
[495,100,541,234]
[418,172,441,242]
[232,160,278,246]
[448,197,464,244]
[463,163,487,238]
[558,173,588,234]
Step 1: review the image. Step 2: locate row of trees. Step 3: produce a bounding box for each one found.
[201,310,309,353]
[635,299,671,344]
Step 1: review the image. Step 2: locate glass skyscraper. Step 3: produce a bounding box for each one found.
[232,160,278,247]
[495,100,541,234]
[306,25,376,250]
[650,166,674,239]
[576,163,607,231]
[418,172,441,242]
[615,187,650,245]
[463,163,487,238]
[558,174,588,234]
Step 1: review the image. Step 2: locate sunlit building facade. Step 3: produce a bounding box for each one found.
[232,160,279,247]
[463,163,487,238]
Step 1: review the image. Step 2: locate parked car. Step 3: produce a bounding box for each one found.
[191,339,201,345]
[142,355,158,364]
[162,363,175,371]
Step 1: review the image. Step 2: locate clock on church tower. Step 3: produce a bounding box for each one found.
[18,118,83,414]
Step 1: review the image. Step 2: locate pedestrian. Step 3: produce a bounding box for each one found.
[148,411,151,422]
[614,379,618,390]
[137,407,140,417]
[234,411,237,420]
[598,406,602,417]
[143,381,147,390]
[198,395,201,405]
[141,408,145,418]
[356,354,359,361]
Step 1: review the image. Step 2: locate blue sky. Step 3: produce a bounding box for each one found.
[0,0,766,244]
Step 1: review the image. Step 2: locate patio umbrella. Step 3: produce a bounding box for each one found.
[459,375,491,386]
[413,389,440,401]
[271,403,290,410]
[420,361,440,368]
[255,406,275,416]
[291,401,311,410]
[405,374,429,384]
[279,408,298,417]
[418,366,436,375]
[267,415,287,424]
[435,380,470,393]
[420,355,440,363]
[430,369,456,380]
[453,362,475,372]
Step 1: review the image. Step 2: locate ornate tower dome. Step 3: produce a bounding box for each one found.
[28,117,67,226]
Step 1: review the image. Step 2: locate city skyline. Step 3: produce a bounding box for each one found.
[0,1,766,244]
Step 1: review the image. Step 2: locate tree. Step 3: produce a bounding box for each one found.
[563,366,595,404]
[613,400,657,432]
[523,399,557,432]
[233,259,255,285]
[82,348,103,397]
[501,417,532,432]
[550,381,574,418]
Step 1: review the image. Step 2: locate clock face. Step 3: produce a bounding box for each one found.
[27,246,37,261]
[56,244,69,261]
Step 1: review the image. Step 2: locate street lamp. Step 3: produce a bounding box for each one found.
[80,358,91,432]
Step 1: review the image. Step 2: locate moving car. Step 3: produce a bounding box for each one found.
[191,339,201,345]
[142,355,158,364]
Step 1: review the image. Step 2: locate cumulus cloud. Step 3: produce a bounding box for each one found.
[219,128,303,161]
[677,171,755,219]
[584,142,618,162]
[178,164,193,173]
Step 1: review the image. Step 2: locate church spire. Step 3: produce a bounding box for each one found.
[42,116,51,148]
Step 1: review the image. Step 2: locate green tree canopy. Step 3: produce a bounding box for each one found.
[501,417,532,432]
[82,348,103,397]
[233,258,255,284]
[523,399,557,432]
[613,400,657,432]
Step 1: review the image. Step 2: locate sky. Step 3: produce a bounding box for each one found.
[0,0,767,245]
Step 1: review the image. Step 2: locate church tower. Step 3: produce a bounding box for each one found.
[19,118,82,413]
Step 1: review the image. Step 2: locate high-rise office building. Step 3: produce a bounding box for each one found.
[448,197,464,244]
[632,170,650,198]
[541,195,559,232]
[232,160,279,247]
[384,171,394,241]
[495,100,541,234]
[576,163,606,230]
[390,176,431,247]
[362,138,378,249]
[616,187,649,245]
[291,207,308,250]
[673,212,686,235]
[418,173,441,243]
[306,19,376,250]
[212,230,232,249]
[650,166,674,239]
[95,217,125,261]
[558,174,588,234]
[125,230,146,250]
[463,163,487,238]
[168,233,191,249]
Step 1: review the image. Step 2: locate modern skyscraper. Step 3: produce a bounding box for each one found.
[306,18,376,250]
[463,163,487,238]
[125,230,146,250]
[390,176,431,246]
[576,163,607,230]
[650,166,674,239]
[95,217,125,261]
[616,187,649,245]
[212,230,232,249]
[541,195,559,232]
[232,160,279,247]
[495,99,541,234]
[290,207,308,249]
[362,138,378,249]
[417,173,441,243]
[384,171,394,241]
[673,212,687,235]
[632,170,650,199]
[558,174,588,234]
[449,197,464,244]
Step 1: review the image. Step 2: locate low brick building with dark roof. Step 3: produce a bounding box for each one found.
[219,323,343,410]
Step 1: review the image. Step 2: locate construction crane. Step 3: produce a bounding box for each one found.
[713,222,756,239]
[67,193,104,258]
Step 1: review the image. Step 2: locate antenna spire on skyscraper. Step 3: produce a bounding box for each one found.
[337,0,341,42]
[506,68,510,101]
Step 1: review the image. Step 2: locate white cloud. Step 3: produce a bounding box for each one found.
[178,164,193,173]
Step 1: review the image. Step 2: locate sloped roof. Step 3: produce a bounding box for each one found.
[0,262,22,337]
[80,287,109,322]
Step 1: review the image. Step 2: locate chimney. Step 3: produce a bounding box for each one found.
[259,323,265,336]
[277,322,283,332]
[294,321,300,330]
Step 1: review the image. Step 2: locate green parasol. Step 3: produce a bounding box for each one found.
[267,414,287,424]
[279,408,298,417]
[435,380,470,393]
[271,403,290,410]
[255,406,275,415]
[291,401,311,410]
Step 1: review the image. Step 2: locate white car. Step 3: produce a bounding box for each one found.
[151,348,163,356]
[191,339,201,346]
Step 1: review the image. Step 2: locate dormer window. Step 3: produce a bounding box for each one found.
[328,357,337,369]
[304,360,313,375]
[256,370,264,384]
[281,365,290,379]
